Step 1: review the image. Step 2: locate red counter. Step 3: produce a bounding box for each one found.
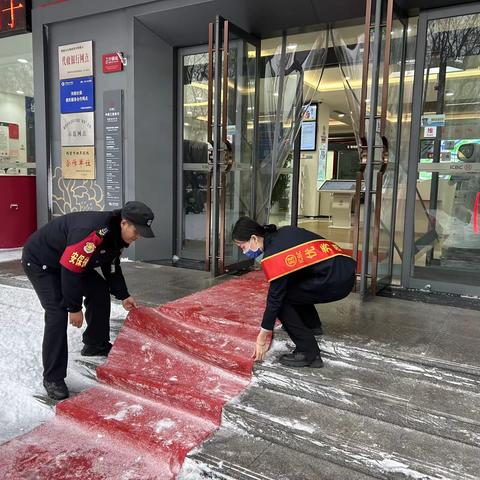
[0,176,37,248]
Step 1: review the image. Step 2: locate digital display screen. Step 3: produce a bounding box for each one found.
[319,180,357,191]
[0,0,31,38]
[300,103,317,151]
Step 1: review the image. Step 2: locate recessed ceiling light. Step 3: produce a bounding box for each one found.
[16,90,24,95]
[17,58,28,64]
[445,90,454,96]
[338,113,345,118]
[287,44,297,50]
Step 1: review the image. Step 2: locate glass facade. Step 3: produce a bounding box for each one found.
[412,12,480,288]
[0,33,35,176]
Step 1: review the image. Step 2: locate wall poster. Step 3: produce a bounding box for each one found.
[58,41,93,80]
[61,146,95,179]
[61,112,95,147]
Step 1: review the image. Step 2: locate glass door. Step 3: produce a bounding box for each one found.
[404,6,480,295]
[178,47,210,268]
[207,17,260,275]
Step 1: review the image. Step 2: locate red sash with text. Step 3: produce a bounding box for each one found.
[261,240,352,282]
[60,230,106,273]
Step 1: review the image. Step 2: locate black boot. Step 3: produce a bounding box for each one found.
[81,341,112,357]
[43,379,69,400]
[279,351,324,368]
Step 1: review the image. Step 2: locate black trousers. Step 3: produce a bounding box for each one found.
[22,261,111,382]
[278,273,355,360]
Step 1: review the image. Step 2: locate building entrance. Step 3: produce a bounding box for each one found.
[177,18,259,275]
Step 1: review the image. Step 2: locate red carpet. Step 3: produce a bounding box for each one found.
[0,272,268,479]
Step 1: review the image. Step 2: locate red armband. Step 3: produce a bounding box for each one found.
[60,230,106,273]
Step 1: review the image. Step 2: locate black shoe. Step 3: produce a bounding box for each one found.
[81,341,112,357]
[310,327,323,336]
[43,379,69,400]
[279,351,324,368]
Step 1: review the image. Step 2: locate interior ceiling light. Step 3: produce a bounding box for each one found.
[287,44,297,50]
[17,58,28,64]
[445,90,454,96]
[16,90,24,95]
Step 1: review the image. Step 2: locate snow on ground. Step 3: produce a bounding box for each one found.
[0,284,126,444]
[0,248,22,264]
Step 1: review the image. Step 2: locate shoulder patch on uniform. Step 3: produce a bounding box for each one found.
[60,230,105,273]
[97,227,109,237]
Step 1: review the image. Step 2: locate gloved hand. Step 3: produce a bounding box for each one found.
[252,328,272,361]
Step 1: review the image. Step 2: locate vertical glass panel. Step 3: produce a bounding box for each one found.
[393,17,418,282]
[413,13,480,287]
[180,52,209,263]
[376,19,407,286]
[0,33,35,176]
[314,24,364,262]
[256,30,328,226]
[222,35,258,269]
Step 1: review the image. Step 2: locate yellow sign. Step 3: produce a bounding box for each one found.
[61,147,95,179]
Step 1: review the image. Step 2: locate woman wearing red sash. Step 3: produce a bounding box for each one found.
[233,217,356,368]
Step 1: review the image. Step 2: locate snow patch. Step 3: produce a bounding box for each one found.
[153,418,175,433]
[0,248,22,263]
[0,284,126,443]
[105,404,143,421]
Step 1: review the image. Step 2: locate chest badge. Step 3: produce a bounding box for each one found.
[84,242,96,254]
[97,227,109,237]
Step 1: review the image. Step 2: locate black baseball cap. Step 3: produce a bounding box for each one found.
[121,201,155,238]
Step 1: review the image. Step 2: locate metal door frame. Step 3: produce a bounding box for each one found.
[208,16,260,276]
[402,2,480,296]
[352,0,408,296]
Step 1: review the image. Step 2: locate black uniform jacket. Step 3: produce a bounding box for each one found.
[23,210,130,312]
[261,226,356,330]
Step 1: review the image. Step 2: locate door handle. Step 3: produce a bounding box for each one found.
[10,203,19,210]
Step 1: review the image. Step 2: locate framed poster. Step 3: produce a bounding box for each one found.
[61,112,94,147]
[61,147,95,179]
[0,122,20,158]
[58,41,93,80]
[300,103,318,151]
[60,76,95,113]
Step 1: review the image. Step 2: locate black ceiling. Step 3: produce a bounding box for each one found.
[138,0,480,47]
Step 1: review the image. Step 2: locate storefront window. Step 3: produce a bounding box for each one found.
[0,33,34,176]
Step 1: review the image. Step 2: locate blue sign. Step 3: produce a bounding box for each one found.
[60,76,95,114]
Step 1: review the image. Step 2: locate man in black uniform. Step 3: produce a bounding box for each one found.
[22,201,155,400]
